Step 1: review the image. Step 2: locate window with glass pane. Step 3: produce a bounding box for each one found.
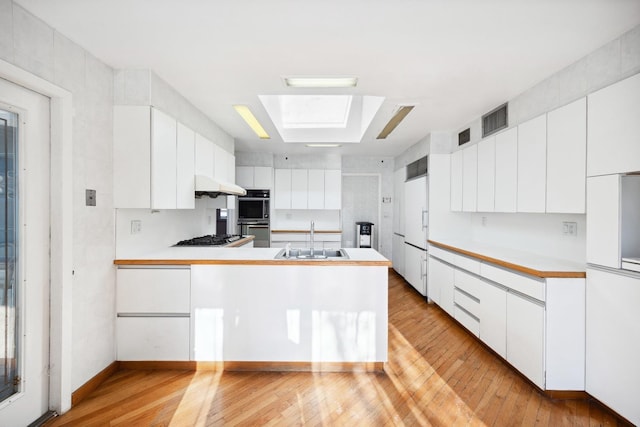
[0,109,18,402]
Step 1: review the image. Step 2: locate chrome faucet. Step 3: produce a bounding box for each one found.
[310,221,315,257]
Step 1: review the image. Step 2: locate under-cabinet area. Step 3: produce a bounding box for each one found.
[427,241,585,391]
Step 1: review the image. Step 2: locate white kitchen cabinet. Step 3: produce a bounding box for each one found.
[393,168,405,235]
[237,166,273,189]
[587,72,640,177]
[450,150,463,212]
[494,128,518,212]
[478,280,506,358]
[462,144,478,212]
[236,166,253,188]
[274,169,292,209]
[404,243,426,296]
[324,169,342,209]
[116,267,191,361]
[428,256,454,315]
[546,98,586,213]
[517,114,546,213]
[477,136,495,212]
[586,268,640,426]
[506,292,545,389]
[291,169,309,209]
[176,122,195,209]
[214,145,235,184]
[195,133,215,179]
[404,176,427,249]
[151,108,178,209]
[307,169,325,209]
[586,175,621,269]
[392,233,405,277]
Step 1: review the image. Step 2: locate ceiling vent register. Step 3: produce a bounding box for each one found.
[406,155,428,181]
[458,128,471,146]
[482,103,508,138]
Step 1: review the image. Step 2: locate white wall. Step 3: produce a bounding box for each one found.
[0,0,116,390]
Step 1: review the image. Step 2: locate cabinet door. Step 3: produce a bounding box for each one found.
[176,122,195,209]
[274,169,292,209]
[462,145,478,212]
[586,175,621,268]
[324,169,342,210]
[116,268,191,313]
[586,269,640,425]
[404,244,426,296]
[236,166,254,188]
[546,98,586,213]
[392,233,405,277]
[587,73,640,176]
[450,150,463,212]
[404,176,427,248]
[291,169,309,209]
[117,317,190,361]
[195,133,215,178]
[517,114,546,213]
[494,128,518,212]
[114,106,151,208]
[307,169,325,209]
[477,137,495,212]
[478,281,507,358]
[506,292,545,389]
[254,166,273,189]
[151,108,178,209]
[428,257,454,314]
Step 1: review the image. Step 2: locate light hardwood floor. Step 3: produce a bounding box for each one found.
[45,270,630,426]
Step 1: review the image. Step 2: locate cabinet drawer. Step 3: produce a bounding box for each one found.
[454,254,481,275]
[117,268,190,313]
[454,288,481,318]
[454,304,480,337]
[429,245,456,264]
[117,317,190,361]
[454,269,482,298]
[480,263,545,302]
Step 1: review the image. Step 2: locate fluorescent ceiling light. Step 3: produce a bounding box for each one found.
[281,95,352,129]
[376,105,415,139]
[233,105,270,139]
[306,144,342,148]
[284,76,358,88]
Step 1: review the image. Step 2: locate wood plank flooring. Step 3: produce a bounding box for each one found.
[45,270,630,426]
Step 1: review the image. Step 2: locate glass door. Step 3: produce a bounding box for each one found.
[0,109,18,402]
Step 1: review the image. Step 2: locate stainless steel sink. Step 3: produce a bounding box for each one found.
[275,248,349,260]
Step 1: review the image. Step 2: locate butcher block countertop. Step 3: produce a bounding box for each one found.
[114,247,391,267]
[428,239,586,278]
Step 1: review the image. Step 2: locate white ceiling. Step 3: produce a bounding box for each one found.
[16,0,640,157]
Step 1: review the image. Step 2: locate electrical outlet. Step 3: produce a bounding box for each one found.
[131,220,142,234]
[85,189,96,206]
[481,216,487,227]
[562,221,577,236]
[382,197,392,203]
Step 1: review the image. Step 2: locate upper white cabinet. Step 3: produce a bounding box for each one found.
[195,133,215,179]
[462,144,478,212]
[114,106,194,209]
[450,150,463,212]
[517,114,547,213]
[586,175,621,269]
[176,123,195,209]
[477,136,496,212]
[214,145,235,184]
[236,166,273,189]
[587,72,640,177]
[274,168,341,210]
[546,98,586,213]
[494,128,518,212]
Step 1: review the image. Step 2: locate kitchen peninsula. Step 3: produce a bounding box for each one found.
[113,247,390,371]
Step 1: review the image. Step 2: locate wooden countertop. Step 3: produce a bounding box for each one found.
[225,235,255,247]
[428,240,586,279]
[271,229,342,234]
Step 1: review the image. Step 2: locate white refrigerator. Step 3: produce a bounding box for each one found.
[404,175,428,296]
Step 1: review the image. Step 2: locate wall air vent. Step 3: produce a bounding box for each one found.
[406,155,428,181]
[482,103,508,138]
[458,128,471,146]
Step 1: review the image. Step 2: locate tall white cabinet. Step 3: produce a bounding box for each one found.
[404,175,428,296]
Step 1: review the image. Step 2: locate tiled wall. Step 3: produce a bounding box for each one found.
[0,1,116,390]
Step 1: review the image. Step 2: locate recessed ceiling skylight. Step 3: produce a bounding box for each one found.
[281,95,352,129]
[283,76,358,88]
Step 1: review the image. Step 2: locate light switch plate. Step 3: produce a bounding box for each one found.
[131,220,142,234]
[562,221,577,236]
[85,189,96,206]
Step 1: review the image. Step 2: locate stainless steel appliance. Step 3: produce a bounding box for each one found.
[238,189,270,247]
[175,234,242,246]
[356,222,374,248]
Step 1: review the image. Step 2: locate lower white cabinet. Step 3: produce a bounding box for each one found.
[478,280,507,358]
[116,267,191,361]
[404,244,426,296]
[506,292,545,389]
[586,268,640,426]
[392,233,405,277]
[428,256,454,315]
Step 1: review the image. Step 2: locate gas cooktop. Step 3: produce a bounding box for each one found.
[175,234,242,247]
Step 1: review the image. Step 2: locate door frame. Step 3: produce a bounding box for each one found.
[0,59,74,413]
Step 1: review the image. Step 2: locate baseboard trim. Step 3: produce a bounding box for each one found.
[544,390,589,400]
[118,360,384,373]
[71,361,119,407]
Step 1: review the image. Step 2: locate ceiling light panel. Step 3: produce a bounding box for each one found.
[377,105,415,139]
[233,105,270,139]
[281,95,352,129]
[306,144,342,148]
[284,76,358,88]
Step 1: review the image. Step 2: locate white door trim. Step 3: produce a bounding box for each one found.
[0,59,74,413]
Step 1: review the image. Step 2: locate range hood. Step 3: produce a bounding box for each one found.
[195,175,247,198]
